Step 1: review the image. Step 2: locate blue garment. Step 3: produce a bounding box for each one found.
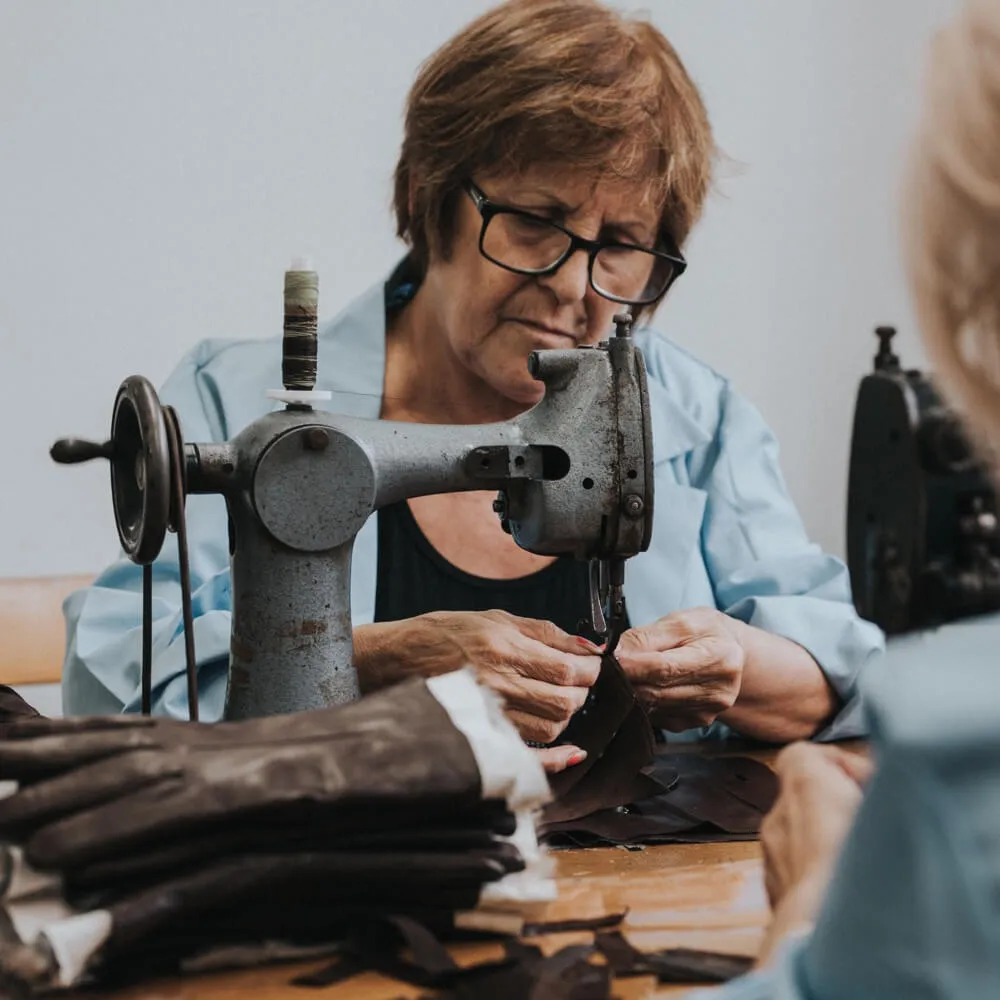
[691,614,1000,999]
[61,264,883,735]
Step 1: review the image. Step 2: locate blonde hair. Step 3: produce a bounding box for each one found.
[393,0,715,308]
[905,0,1000,463]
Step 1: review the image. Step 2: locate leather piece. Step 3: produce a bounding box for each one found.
[521,912,625,936]
[64,802,516,894]
[546,656,637,800]
[541,753,778,846]
[543,656,659,825]
[594,930,753,983]
[0,679,485,870]
[98,850,515,958]
[294,924,611,1000]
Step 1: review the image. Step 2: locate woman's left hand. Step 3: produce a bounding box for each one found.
[755,742,873,963]
[615,608,746,731]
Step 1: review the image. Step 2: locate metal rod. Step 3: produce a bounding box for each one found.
[141,564,152,714]
[164,406,199,721]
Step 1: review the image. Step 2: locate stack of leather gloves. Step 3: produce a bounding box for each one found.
[0,670,555,995]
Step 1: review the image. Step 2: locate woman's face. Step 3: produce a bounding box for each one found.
[421,166,662,406]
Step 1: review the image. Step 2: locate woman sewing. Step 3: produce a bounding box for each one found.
[61,0,882,767]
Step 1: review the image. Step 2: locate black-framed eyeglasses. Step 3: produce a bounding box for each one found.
[464,179,686,306]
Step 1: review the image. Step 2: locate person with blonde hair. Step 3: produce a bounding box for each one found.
[698,2,1000,994]
[60,0,881,765]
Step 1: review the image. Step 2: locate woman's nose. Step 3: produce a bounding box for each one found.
[536,249,590,305]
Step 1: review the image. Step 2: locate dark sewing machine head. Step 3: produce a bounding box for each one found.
[847,325,1000,635]
[51,263,654,720]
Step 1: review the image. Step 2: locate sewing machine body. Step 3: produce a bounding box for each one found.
[54,275,654,720]
[847,327,1000,634]
[191,337,653,718]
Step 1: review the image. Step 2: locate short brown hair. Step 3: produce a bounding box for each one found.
[393,0,715,287]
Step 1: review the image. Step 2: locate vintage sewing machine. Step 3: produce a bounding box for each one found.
[50,263,654,720]
[847,325,1000,635]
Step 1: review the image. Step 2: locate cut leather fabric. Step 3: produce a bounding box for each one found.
[542,656,660,826]
[541,753,779,847]
[290,915,751,996]
[545,655,639,800]
[292,918,612,1000]
[0,670,555,994]
[594,929,753,983]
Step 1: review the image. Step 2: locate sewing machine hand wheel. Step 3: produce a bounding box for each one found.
[52,377,176,565]
[51,377,197,719]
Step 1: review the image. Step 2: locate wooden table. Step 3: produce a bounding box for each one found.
[89,750,779,999]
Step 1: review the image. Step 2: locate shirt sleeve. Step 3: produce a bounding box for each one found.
[688,617,1000,999]
[696,383,885,741]
[61,348,234,719]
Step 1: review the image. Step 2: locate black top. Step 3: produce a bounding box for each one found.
[374,499,596,636]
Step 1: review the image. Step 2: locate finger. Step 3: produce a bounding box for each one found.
[774,742,827,778]
[0,751,179,840]
[504,708,574,745]
[1,715,155,741]
[510,640,602,687]
[822,745,875,786]
[513,617,605,660]
[621,609,716,652]
[0,726,162,782]
[634,687,727,732]
[533,745,587,775]
[617,645,713,686]
[24,772,188,870]
[488,674,590,723]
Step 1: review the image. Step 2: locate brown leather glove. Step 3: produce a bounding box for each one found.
[0,684,42,739]
[0,677,485,871]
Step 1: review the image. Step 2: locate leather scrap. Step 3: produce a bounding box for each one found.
[292,920,611,1000]
[541,753,778,847]
[546,655,638,800]
[543,657,659,825]
[595,930,753,983]
[521,911,626,937]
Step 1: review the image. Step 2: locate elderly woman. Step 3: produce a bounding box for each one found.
[698,1,1000,995]
[61,0,881,763]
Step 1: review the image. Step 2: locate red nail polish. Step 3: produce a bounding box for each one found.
[567,750,587,766]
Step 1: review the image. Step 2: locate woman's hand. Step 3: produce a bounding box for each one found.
[355,610,602,747]
[756,742,873,963]
[761,742,873,910]
[615,608,746,731]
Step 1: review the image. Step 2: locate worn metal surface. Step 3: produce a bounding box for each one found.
[54,324,654,721]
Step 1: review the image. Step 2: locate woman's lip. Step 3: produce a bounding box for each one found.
[506,318,576,339]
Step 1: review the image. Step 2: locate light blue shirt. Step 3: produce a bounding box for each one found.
[61,265,884,736]
[693,614,1000,999]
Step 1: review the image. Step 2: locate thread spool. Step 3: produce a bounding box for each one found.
[283,258,318,392]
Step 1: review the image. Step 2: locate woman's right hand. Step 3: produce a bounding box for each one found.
[355,610,603,746]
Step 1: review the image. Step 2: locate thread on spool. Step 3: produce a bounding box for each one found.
[283,267,319,392]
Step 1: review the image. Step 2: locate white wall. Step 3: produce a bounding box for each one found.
[0,0,958,579]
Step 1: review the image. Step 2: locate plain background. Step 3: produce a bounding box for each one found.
[0,0,958,579]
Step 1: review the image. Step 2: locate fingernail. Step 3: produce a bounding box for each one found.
[567,749,588,766]
[577,638,602,651]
